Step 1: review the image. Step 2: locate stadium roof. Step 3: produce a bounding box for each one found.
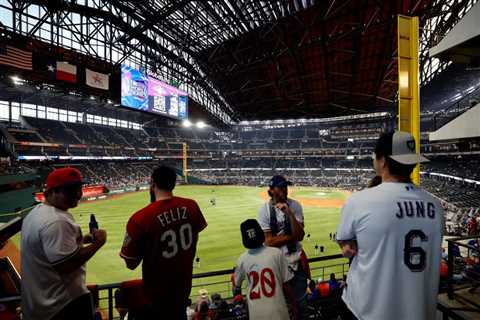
[0,0,477,124]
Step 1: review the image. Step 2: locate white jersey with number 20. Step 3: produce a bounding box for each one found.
[337,182,444,320]
[235,246,293,320]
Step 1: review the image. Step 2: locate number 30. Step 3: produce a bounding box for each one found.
[161,224,193,259]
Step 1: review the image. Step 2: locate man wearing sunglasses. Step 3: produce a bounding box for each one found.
[21,167,107,320]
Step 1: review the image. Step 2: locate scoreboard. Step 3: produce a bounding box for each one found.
[120,64,188,119]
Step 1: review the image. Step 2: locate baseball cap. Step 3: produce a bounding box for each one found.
[240,219,265,249]
[374,131,429,165]
[211,293,222,302]
[45,167,84,192]
[269,175,292,188]
[233,294,243,304]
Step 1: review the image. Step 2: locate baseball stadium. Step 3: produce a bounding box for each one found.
[0,1,479,320]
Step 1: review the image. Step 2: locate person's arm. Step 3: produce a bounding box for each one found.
[124,257,141,270]
[276,203,305,241]
[193,201,208,233]
[119,217,145,270]
[264,231,293,247]
[258,203,286,247]
[232,261,245,296]
[337,240,357,258]
[54,229,107,274]
[258,202,302,247]
[278,250,297,319]
[40,221,107,274]
[336,197,358,258]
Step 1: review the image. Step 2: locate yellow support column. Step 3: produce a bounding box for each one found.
[397,15,420,185]
[182,142,188,184]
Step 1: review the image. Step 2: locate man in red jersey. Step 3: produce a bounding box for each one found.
[120,165,207,319]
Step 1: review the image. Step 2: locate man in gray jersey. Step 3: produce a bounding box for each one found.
[337,131,443,320]
[258,175,307,318]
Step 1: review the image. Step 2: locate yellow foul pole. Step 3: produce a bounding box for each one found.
[182,142,188,183]
[397,15,420,185]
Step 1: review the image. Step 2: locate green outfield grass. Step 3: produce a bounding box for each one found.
[70,185,348,291]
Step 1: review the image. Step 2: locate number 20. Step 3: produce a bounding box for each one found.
[248,268,276,300]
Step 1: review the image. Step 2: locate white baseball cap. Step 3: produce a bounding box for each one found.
[375,131,429,165]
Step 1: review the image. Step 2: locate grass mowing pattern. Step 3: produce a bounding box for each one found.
[71,185,348,295]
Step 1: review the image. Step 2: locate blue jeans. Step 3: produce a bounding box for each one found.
[290,263,308,319]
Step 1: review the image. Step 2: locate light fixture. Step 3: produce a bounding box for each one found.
[10,75,22,84]
[183,119,192,128]
[196,121,206,129]
[90,95,96,100]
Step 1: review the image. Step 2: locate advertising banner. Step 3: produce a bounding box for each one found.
[34,184,107,202]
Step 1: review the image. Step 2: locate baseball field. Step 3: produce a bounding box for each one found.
[70,185,350,295]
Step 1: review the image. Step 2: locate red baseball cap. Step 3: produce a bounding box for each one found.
[45,167,84,192]
[233,294,243,304]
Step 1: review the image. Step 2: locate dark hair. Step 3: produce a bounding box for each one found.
[374,132,416,180]
[385,158,416,178]
[367,176,382,188]
[151,166,177,191]
[199,302,209,313]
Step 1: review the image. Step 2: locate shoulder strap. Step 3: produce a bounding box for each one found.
[269,203,278,236]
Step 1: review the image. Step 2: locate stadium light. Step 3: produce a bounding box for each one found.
[196,121,206,129]
[183,119,192,128]
[10,75,23,84]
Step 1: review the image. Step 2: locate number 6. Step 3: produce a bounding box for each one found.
[404,229,428,272]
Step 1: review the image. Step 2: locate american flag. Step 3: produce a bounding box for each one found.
[0,45,32,70]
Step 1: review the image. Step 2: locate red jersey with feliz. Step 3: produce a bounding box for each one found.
[120,196,207,302]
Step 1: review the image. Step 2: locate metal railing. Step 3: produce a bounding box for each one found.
[447,236,480,298]
[94,254,348,320]
[443,235,480,318]
[6,249,472,319]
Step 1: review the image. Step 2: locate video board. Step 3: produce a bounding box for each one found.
[121,64,188,119]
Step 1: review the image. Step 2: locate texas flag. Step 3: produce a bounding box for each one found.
[54,61,77,83]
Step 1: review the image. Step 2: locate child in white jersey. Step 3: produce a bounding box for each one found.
[234,219,296,320]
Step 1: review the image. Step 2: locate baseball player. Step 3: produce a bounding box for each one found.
[336,131,444,320]
[234,219,296,320]
[120,166,207,320]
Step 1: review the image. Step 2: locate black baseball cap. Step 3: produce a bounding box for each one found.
[211,293,222,302]
[240,219,265,249]
[374,131,429,165]
[269,175,293,188]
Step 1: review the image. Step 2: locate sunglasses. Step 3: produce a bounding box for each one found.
[59,183,83,196]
